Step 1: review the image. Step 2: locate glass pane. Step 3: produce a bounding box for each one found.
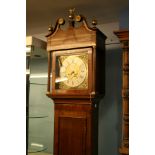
[55,50,89,90]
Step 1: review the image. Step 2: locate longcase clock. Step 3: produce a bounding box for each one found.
[46,9,107,155]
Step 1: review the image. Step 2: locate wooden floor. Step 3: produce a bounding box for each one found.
[28,153,52,155]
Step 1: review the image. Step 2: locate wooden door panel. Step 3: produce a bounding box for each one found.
[54,103,95,155]
[58,117,86,155]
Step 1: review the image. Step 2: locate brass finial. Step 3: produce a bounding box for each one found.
[68,8,75,27]
[48,25,53,32]
[75,15,82,22]
[58,18,65,25]
[69,8,75,19]
[92,19,97,27]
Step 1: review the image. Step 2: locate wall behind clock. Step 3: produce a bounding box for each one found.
[98,44,122,155]
[97,22,122,155]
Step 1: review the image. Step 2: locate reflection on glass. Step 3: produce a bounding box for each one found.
[28,142,47,153]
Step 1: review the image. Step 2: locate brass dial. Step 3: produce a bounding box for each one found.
[60,55,87,88]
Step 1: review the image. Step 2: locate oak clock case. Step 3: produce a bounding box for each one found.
[46,9,106,155]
